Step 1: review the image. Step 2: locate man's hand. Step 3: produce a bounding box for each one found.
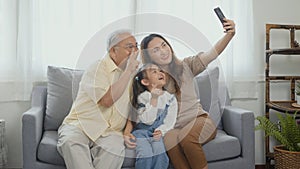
[123,133,137,149]
[153,130,162,141]
[125,49,139,74]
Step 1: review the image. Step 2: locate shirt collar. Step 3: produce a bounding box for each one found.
[104,54,122,73]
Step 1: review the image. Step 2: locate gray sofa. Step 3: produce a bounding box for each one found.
[22,66,255,169]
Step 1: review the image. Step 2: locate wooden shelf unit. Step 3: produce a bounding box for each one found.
[265,24,300,169]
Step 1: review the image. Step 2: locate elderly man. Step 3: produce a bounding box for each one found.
[57,30,139,169]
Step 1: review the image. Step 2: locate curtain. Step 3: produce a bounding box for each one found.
[0,0,18,101]
[135,0,256,99]
[0,0,255,101]
[0,0,136,101]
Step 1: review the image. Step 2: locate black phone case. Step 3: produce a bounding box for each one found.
[214,7,225,24]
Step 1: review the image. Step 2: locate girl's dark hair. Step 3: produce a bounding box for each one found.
[130,64,149,109]
[130,63,168,109]
[140,33,182,98]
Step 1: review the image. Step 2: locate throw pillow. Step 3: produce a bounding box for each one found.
[44,66,84,130]
[194,67,223,129]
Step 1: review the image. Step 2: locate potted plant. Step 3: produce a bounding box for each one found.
[296,81,300,105]
[255,112,300,169]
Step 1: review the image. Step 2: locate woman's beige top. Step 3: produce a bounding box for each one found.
[164,54,207,128]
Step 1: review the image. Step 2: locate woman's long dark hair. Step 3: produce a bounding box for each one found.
[140,34,182,98]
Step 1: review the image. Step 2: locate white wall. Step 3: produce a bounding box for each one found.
[1,0,300,168]
[251,0,300,164]
[0,101,30,168]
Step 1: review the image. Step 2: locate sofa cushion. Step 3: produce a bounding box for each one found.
[122,129,240,167]
[44,66,84,130]
[37,131,65,165]
[194,67,222,129]
[203,130,241,162]
[37,130,241,168]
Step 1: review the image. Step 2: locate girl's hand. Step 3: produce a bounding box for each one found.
[123,133,136,149]
[150,84,163,107]
[153,130,162,141]
[223,19,235,35]
[151,88,163,99]
[150,84,163,99]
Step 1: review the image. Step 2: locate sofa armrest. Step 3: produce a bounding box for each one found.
[31,85,47,108]
[22,86,47,168]
[222,106,254,160]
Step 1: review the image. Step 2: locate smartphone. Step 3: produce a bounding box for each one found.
[214,7,226,24]
[214,7,229,31]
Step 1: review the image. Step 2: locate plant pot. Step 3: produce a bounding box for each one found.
[273,145,300,169]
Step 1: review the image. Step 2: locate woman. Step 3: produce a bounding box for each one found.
[124,19,235,169]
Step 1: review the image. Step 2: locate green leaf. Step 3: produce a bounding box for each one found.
[255,112,300,151]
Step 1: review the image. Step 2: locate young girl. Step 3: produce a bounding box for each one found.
[130,63,178,169]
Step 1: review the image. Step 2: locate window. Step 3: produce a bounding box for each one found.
[0,0,254,101]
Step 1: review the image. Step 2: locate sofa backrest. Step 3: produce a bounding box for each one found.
[43,65,230,131]
[44,66,84,130]
[194,67,231,129]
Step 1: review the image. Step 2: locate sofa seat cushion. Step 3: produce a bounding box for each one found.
[36,130,240,167]
[122,129,240,168]
[37,131,65,166]
[203,130,241,162]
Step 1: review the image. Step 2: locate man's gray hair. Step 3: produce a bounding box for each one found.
[107,29,133,51]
